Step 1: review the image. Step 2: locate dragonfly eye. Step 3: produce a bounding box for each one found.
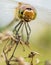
[21,11,23,14]
[26,8,32,10]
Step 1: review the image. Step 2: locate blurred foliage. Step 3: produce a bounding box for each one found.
[37,24,51,49]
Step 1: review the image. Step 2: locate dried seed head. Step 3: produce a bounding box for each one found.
[31,51,39,55]
[28,51,39,58]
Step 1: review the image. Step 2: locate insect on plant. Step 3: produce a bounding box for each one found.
[13,2,37,45]
[0,2,38,65]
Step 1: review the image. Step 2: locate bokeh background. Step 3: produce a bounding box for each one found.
[0,0,51,65]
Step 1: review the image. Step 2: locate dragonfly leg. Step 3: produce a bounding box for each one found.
[16,21,23,35]
[24,22,31,47]
[13,21,21,32]
[27,22,31,37]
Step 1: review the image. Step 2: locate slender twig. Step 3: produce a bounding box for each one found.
[3,39,10,53]
[3,49,10,65]
[9,43,18,62]
[31,57,33,65]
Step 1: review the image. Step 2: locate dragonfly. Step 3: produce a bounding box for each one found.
[13,2,37,45]
[0,1,51,65]
[0,1,37,45]
[0,1,37,65]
